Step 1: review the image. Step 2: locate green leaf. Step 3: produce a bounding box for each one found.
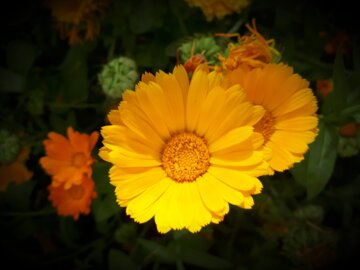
[92,193,120,222]
[181,248,232,269]
[129,0,164,34]
[60,45,89,102]
[1,181,35,211]
[138,239,176,263]
[0,67,26,93]
[291,120,339,199]
[92,161,113,195]
[108,249,137,270]
[6,41,38,75]
[322,51,350,114]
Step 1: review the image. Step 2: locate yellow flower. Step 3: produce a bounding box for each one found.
[185,0,250,21]
[100,65,269,233]
[225,64,319,173]
[217,20,280,72]
[44,0,109,45]
[39,127,99,189]
[0,147,33,191]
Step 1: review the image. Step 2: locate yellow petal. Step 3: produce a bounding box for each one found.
[275,116,318,131]
[186,68,209,131]
[197,175,227,214]
[209,126,253,153]
[208,166,258,192]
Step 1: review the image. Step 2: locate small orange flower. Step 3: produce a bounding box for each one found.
[40,127,99,189]
[316,79,333,98]
[217,20,280,72]
[339,123,358,137]
[48,176,97,220]
[323,31,350,55]
[0,147,33,191]
[44,0,109,45]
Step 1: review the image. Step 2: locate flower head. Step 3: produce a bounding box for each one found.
[185,0,250,21]
[217,20,280,72]
[48,175,97,220]
[100,64,269,233]
[225,64,319,173]
[40,127,99,189]
[98,56,139,99]
[177,36,221,73]
[44,0,109,45]
[0,147,33,191]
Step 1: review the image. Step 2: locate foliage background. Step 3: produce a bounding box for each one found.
[0,0,359,269]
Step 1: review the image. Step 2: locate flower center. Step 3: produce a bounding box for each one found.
[72,152,86,168]
[254,110,275,143]
[67,184,85,200]
[161,132,210,183]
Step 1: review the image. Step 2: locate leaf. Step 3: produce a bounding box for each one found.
[92,161,113,195]
[322,51,350,114]
[108,249,137,270]
[138,239,176,263]
[60,45,89,102]
[0,67,26,93]
[291,120,339,199]
[129,0,164,34]
[91,193,120,223]
[6,41,38,75]
[181,248,232,269]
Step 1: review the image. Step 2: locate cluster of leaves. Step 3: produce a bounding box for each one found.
[0,0,359,269]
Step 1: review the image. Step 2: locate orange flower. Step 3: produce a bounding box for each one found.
[0,147,33,191]
[39,127,99,189]
[339,123,358,137]
[323,31,350,55]
[48,175,97,220]
[316,79,333,98]
[44,0,109,45]
[217,20,280,72]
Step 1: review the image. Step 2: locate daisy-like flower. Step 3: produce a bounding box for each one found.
[0,147,33,191]
[225,64,319,173]
[44,0,109,45]
[100,64,269,233]
[185,0,250,21]
[40,127,99,189]
[217,20,280,72]
[48,176,97,220]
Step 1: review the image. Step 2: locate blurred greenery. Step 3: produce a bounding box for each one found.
[0,0,359,269]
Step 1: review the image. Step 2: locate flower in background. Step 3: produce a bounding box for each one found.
[185,0,250,21]
[316,79,333,98]
[100,65,269,233]
[0,147,33,191]
[98,56,139,99]
[339,122,357,137]
[48,175,97,220]
[217,20,280,72]
[44,0,109,45]
[225,64,319,173]
[323,31,350,55]
[177,36,221,74]
[337,122,360,157]
[40,127,99,189]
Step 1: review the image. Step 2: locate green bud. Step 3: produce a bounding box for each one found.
[178,36,220,64]
[98,57,139,99]
[0,129,20,165]
[294,205,324,223]
[337,136,359,157]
